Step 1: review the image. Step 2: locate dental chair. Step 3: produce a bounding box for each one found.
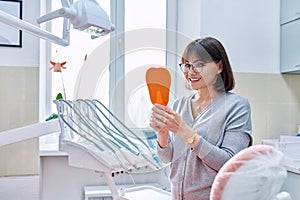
[54,99,168,200]
[210,145,292,200]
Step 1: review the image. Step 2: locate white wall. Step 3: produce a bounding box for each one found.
[0,176,39,200]
[0,0,40,67]
[178,0,281,74]
[177,0,201,40]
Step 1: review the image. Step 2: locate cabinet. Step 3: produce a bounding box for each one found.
[280,0,300,73]
[281,19,300,72]
[280,0,300,24]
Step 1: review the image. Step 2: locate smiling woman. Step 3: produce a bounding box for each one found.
[150,37,252,200]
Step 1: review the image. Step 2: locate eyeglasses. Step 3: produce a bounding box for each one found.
[179,62,206,73]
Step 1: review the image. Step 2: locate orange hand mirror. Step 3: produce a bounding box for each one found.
[146,67,171,106]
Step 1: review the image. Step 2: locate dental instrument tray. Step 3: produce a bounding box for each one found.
[54,98,163,171]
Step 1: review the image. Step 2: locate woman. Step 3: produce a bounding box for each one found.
[150,37,252,200]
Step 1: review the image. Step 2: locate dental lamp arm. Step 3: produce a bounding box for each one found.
[0,10,70,46]
[36,7,74,43]
[37,7,77,24]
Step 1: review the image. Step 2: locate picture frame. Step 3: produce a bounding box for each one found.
[0,0,22,47]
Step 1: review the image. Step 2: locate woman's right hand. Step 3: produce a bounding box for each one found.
[150,105,169,148]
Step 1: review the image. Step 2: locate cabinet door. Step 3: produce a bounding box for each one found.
[280,19,300,73]
[281,0,300,24]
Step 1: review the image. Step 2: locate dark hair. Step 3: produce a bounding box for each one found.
[181,37,235,92]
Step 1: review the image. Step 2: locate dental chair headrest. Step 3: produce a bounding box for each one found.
[210,145,290,200]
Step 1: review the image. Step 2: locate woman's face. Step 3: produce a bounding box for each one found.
[183,54,223,91]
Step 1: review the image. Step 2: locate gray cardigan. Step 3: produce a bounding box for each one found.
[157,92,252,200]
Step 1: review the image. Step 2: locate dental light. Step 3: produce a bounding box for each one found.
[0,0,114,46]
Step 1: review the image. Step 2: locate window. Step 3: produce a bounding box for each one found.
[40,0,111,150]
[40,0,167,150]
[124,0,166,128]
[50,0,111,108]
